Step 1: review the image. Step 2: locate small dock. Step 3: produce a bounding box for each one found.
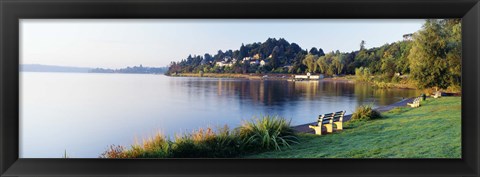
[290,73,323,81]
[292,97,415,133]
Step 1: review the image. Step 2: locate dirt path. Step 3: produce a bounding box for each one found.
[292,97,416,133]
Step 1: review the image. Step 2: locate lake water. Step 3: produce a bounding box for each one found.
[20,72,421,158]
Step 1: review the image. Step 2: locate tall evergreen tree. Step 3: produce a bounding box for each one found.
[408,19,461,90]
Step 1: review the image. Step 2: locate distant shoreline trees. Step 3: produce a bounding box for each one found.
[167,19,461,90]
[90,65,168,74]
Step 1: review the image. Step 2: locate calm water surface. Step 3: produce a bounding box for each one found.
[20,72,421,158]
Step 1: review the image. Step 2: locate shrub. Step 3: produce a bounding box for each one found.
[377,74,392,82]
[351,105,382,121]
[372,80,396,89]
[170,133,201,158]
[391,75,401,83]
[171,126,241,158]
[138,133,171,157]
[101,133,171,158]
[238,116,298,152]
[100,145,127,158]
[355,67,372,82]
[211,125,242,157]
[101,116,299,158]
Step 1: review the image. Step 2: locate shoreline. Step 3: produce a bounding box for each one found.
[169,73,423,90]
[170,73,354,82]
[291,97,416,133]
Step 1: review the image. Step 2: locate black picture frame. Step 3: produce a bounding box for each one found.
[1,0,479,176]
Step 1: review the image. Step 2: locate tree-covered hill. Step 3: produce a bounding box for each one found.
[166,37,413,77]
[167,19,461,91]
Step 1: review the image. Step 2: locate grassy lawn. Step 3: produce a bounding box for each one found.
[247,97,461,158]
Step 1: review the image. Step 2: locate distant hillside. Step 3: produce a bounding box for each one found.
[89,65,168,74]
[21,64,93,73]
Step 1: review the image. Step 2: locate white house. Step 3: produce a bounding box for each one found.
[223,56,232,61]
[243,57,253,61]
[250,60,260,65]
[253,54,261,60]
[260,60,268,66]
[294,72,322,80]
[403,33,413,41]
[216,61,227,67]
[294,75,309,79]
[216,61,233,67]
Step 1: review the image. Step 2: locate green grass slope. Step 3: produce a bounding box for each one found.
[248,97,461,158]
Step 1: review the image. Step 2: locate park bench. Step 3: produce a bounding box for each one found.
[308,111,346,135]
[332,111,346,131]
[407,97,421,108]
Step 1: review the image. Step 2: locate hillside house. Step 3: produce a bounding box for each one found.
[253,54,261,60]
[260,60,268,66]
[216,61,232,67]
[403,33,413,41]
[216,61,227,67]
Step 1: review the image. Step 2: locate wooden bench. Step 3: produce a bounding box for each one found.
[407,97,421,108]
[308,111,346,135]
[433,91,442,98]
[332,111,346,131]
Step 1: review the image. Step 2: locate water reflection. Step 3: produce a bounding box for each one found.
[180,78,420,110]
[21,73,421,158]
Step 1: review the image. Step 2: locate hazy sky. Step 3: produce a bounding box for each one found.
[20,19,425,68]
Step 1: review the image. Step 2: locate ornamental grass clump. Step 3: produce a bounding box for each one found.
[100,133,170,158]
[101,116,299,158]
[238,116,298,152]
[170,126,241,158]
[351,105,382,121]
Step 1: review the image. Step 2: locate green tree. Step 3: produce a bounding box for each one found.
[302,54,318,73]
[332,53,345,75]
[360,40,366,50]
[408,19,461,90]
[318,48,325,57]
[355,67,371,82]
[380,51,396,78]
[309,47,319,55]
[396,41,413,74]
[444,19,462,89]
[317,52,344,76]
[316,55,327,74]
[269,46,281,69]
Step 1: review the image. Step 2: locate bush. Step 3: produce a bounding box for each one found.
[272,67,285,73]
[372,80,395,89]
[140,133,171,157]
[212,125,242,157]
[101,116,297,158]
[238,116,298,152]
[355,67,371,82]
[100,133,171,158]
[351,105,382,121]
[376,74,392,82]
[100,145,126,158]
[391,75,401,83]
[171,126,241,158]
